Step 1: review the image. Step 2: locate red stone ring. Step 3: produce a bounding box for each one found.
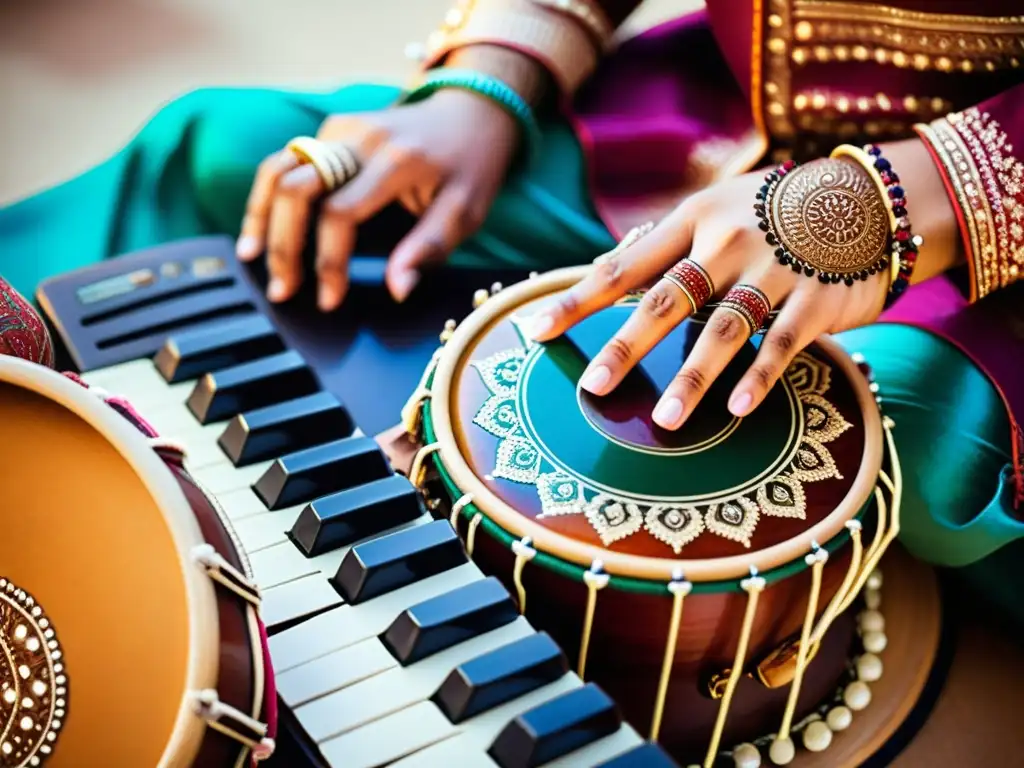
[718,284,772,336]
[664,259,715,313]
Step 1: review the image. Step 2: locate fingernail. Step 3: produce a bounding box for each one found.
[729,391,753,417]
[524,313,555,340]
[267,278,287,303]
[236,235,259,261]
[390,271,419,303]
[318,284,340,312]
[653,397,684,429]
[580,365,611,394]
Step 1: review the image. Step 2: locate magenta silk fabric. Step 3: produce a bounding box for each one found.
[0,274,54,367]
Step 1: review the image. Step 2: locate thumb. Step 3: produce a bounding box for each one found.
[386,182,490,302]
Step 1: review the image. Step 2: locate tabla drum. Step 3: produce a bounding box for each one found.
[0,356,276,767]
[404,266,907,767]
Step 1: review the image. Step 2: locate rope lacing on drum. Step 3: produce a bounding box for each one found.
[770,544,829,763]
[449,494,473,535]
[703,566,766,768]
[577,561,610,680]
[191,543,262,608]
[510,537,536,614]
[649,568,692,742]
[190,689,275,760]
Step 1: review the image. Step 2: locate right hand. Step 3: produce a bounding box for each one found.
[236,88,521,311]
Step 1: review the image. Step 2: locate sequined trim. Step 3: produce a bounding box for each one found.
[792,1,1024,73]
[471,347,852,551]
[916,109,1024,300]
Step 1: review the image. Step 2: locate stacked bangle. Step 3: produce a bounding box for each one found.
[858,143,924,308]
[403,68,543,165]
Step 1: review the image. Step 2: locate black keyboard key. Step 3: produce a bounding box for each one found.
[154,315,283,383]
[382,577,518,665]
[187,350,317,424]
[596,743,680,768]
[434,632,568,724]
[219,391,353,466]
[253,436,390,510]
[290,475,422,557]
[489,683,621,768]
[332,520,466,604]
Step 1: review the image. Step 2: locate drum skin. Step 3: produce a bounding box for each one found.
[0,359,270,768]
[425,268,884,762]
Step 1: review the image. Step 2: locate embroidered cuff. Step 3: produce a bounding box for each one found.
[915,109,1024,301]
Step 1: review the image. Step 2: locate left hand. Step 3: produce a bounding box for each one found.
[522,163,891,431]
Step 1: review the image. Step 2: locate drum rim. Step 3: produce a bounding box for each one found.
[0,356,219,766]
[429,266,884,583]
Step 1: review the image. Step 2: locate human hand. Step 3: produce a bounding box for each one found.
[523,143,955,431]
[236,88,520,310]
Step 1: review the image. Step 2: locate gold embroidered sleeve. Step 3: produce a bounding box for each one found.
[914,108,1024,301]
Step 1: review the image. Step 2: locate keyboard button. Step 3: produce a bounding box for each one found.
[261,574,344,632]
[253,436,391,510]
[269,560,478,674]
[186,350,317,424]
[191,461,273,497]
[383,578,518,666]
[488,684,621,768]
[234,511,300,553]
[278,636,398,709]
[218,391,353,466]
[290,475,423,557]
[434,633,568,724]
[154,315,284,383]
[318,701,457,768]
[82,359,193,409]
[333,520,466,604]
[595,742,679,768]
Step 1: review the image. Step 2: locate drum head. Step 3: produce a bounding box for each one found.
[0,358,217,767]
[430,267,882,582]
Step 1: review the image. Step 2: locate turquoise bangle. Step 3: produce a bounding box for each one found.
[403,68,542,165]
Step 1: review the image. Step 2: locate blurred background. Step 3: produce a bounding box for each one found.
[0,0,692,206]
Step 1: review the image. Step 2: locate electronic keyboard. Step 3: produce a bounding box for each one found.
[36,237,679,768]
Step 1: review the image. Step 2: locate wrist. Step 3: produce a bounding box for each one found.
[446,44,552,109]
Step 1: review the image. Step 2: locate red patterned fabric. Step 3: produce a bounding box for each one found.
[0,275,54,367]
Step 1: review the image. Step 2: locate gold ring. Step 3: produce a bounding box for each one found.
[285,137,359,192]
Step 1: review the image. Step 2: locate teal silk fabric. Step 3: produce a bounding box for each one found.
[1,84,1019,624]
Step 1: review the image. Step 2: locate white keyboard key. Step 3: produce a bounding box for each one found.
[192,460,272,495]
[234,511,300,553]
[270,561,481,672]
[261,573,342,631]
[278,637,398,708]
[219,487,271,521]
[391,739,501,768]
[542,727,643,768]
[318,701,457,768]
[296,617,534,742]
[83,360,192,407]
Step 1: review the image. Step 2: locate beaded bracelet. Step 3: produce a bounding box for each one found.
[402,68,543,165]
[857,143,924,308]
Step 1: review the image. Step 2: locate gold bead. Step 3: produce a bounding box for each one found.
[876,93,892,111]
[766,81,780,95]
[794,93,809,110]
[936,56,952,71]
[814,45,830,61]
[768,37,787,55]
[1012,57,1021,68]
[865,121,881,136]
[795,21,813,41]
[958,37,968,49]
[961,59,974,72]
[472,288,490,308]
[892,51,908,67]
[919,35,929,47]
[913,54,930,70]
[834,46,850,61]
[812,93,828,109]
[874,48,889,65]
[903,95,919,112]
[857,96,872,112]
[768,13,783,28]
[892,32,903,44]
[930,97,947,112]
[768,101,786,116]
[792,48,809,65]
[985,60,996,71]
[853,45,869,61]
[836,96,851,113]
[977,38,988,51]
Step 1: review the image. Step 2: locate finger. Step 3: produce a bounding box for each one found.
[523,215,697,343]
[653,269,790,430]
[727,286,827,417]
[386,182,488,302]
[315,152,410,311]
[577,269,702,396]
[238,151,300,261]
[265,164,324,302]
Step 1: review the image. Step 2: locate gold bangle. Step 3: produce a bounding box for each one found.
[529,0,614,52]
